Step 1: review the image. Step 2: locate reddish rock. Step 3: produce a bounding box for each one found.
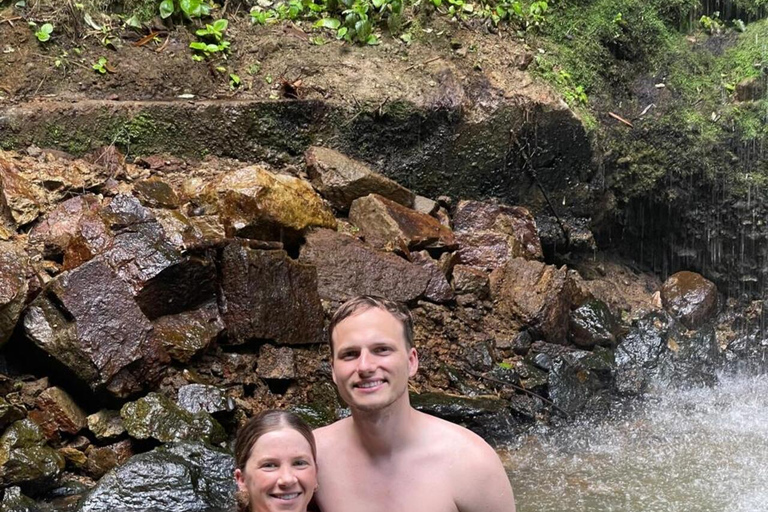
[29,195,102,257]
[257,345,296,380]
[305,146,415,211]
[0,241,34,347]
[133,178,180,209]
[453,200,542,270]
[152,301,223,362]
[34,387,86,435]
[82,146,125,176]
[349,194,457,252]
[490,258,573,344]
[62,212,113,270]
[299,229,431,303]
[100,194,155,229]
[452,265,490,298]
[85,440,133,480]
[220,243,325,345]
[411,251,454,303]
[23,258,168,397]
[661,271,718,329]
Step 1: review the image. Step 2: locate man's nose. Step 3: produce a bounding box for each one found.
[357,351,375,373]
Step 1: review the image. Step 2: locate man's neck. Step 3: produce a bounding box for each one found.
[349,398,418,458]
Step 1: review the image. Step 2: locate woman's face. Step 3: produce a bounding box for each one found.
[235,427,318,512]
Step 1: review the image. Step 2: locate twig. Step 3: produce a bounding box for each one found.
[608,111,633,127]
[1,16,22,25]
[154,35,170,53]
[405,56,440,71]
[33,75,46,96]
[377,95,390,116]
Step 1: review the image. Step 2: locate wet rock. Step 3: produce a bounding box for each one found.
[77,442,235,512]
[465,341,494,372]
[453,201,542,270]
[59,446,88,469]
[220,243,324,345]
[569,300,620,348]
[299,229,431,303]
[411,251,454,303]
[1,486,41,512]
[84,440,133,480]
[0,157,46,228]
[511,330,533,355]
[202,166,336,239]
[491,258,573,344]
[186,215,226,240]
[349,194,456,252]
[24,258,167,398]
[0,419,65,488]
[257,345,296,380]
[61,212,113,270]
[152,301,223,362]
[660,271,718,329]
[531,352,553,372]
[614,312,670,395]
[177,384,234,415]
[548,350,614,416]
[28,195,102,258]
[99,194,155,229]
[133,177,179,209]
[304,146,415,211]
[735,76,766,102]
[0,242,34,347]
[86,410,124,441]
[413,195,438,215]
[516,361,548,392]
[452,265,489,298]
[120,392,226,444]
[152,209,204,249]
[655,325,722,389]
[411,392,520,444]
[32,387,87,436]
[0,399,25,431]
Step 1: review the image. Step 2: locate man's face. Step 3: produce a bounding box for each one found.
[330,307,418,412]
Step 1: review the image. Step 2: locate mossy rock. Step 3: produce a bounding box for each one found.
[0,420,65,488]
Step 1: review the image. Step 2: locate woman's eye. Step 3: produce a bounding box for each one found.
[294,460,310,467]
[261,463,278,470]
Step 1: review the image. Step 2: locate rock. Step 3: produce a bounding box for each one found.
[511,330,533,355]
[177,384,234,415]
[220,243,324,345]
[133,178,180,209]
[413,195,438,216]
[548,350,614,416]
[1,486,42,512]
[23,258,168,398]
[187,215,226,240]
[516,361,548,392]
[411,393,520,444]
[490,258,573,344]
[82,145,125,176]
[152,209,204,249]
[0,419,65,488]
[531,352,553,372]
[77,442,235,512]
[84,440,133,480]
[304,146,415,211]
[59,446,88,468]
[0,157,46,228]
[569,300,620,348]
[348,194,456,252]
[299,229,431,303]
[453,201,542,270]
[465,341,494,372]
[411,251,454,303]
[99,194,155,229]
[660,271,718,329]
[32,387,87,436]
[152,301,223,362]
[61,212,113,270]
[0,242,33,347]
[257,345,296,380]
[120,392,226,444]
[202,166,336,239]
[86,410,124,441]
[28,195,102,258]
[613,312,670,395]
[0,398,25,431]
[452,265,489,298]
[735,76,766,102]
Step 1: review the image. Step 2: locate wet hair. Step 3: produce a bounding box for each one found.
[234,410,317,511]
[327,295,414,354]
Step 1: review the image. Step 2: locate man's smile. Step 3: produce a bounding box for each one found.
[354,379,386,390]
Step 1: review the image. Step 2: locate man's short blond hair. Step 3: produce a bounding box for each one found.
[328,295,414,354]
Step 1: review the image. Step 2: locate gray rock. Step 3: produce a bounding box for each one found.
[86,410,124,441]
[411,251,454,303]
[0,242,33,348]
[568,300,620,348]
[0,486,42,512]
[548,349,614,416]
[77,442,235,512]
[177,384,234,415]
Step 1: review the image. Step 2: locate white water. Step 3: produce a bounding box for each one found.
[504,373,768,512]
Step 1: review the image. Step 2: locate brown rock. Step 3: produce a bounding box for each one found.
[23,258,168,397]
[187,215,226,241]
[257,345,296,379]
[62,212,113,270]
[452,265,489,298]
[84,440,133,480]
[349,194,457,252]
[0,156,46,228]
[153,301,223,362]
[29,195,102,257]
[133,178,180,209]
[299,229,431,303]
[100,194,155,229]
[220,243,325,345]
[304,146,415,211]
[59,446,88,468]
[660,271,718,329]
[82,146,125,176]
[0,241,34,347]
[0,398,25,431]
[490,258,573,344]
[413,195,439,216]
[86,410,125,441]
[735,76,766,102]
[454,200,542,270]
[411,251,454,303]
[152,209,204,249]
[34,387,87,435]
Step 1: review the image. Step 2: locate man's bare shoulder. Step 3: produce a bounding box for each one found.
[417,411,499,459]
[314,417,353,450]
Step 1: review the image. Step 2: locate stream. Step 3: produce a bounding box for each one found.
[504,373,768,512]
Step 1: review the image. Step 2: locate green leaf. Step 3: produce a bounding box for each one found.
[125,15,142,28]
[366,33,379,45]
[41,23,53,34]
[213,19,228,32]
[336,26,348,39]
[190,41,208,50]
[159,0,175,18]
[372,0,384,7]
[314,17,341,29]
[206,43,220,52]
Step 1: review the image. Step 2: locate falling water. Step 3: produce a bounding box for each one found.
[503,373,768,512]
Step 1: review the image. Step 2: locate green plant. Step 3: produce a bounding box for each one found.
[700,12,723,34]
[92,57,109,74]
[190,18,230,59]
[34,23,53,42]
[159,0,211,19]
[229,73,241,89]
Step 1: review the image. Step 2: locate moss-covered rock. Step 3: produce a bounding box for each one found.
[0,419,65,488]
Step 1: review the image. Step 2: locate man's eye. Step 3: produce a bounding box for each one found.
[375,347,392,354]
[340,352,357,360]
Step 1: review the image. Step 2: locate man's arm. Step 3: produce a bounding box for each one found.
[454,438,516,512]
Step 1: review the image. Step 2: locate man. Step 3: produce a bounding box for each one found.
[313,295,516,512]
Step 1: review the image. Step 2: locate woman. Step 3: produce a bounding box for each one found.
[234,410,318,512]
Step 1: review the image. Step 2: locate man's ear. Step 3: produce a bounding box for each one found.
[408,347,419,377]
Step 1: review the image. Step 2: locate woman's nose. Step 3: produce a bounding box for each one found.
[277,467,298,486]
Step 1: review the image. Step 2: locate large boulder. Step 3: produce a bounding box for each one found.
[219,243,325,345]
[0,419,65,489]
[348,194,456,252]
[23,258,168,398]
[453,200,543,270]
[304,146,415,211]
[120,393,226,445]
[299,229,431,303]
[200,166,336,239]
[490,258,573,344]
[0,242,35,347]
[660,271,718,329]
[77,442,235,512]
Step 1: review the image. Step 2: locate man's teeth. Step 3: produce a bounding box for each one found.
[358,380,383,388]
[273,493,300,500]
